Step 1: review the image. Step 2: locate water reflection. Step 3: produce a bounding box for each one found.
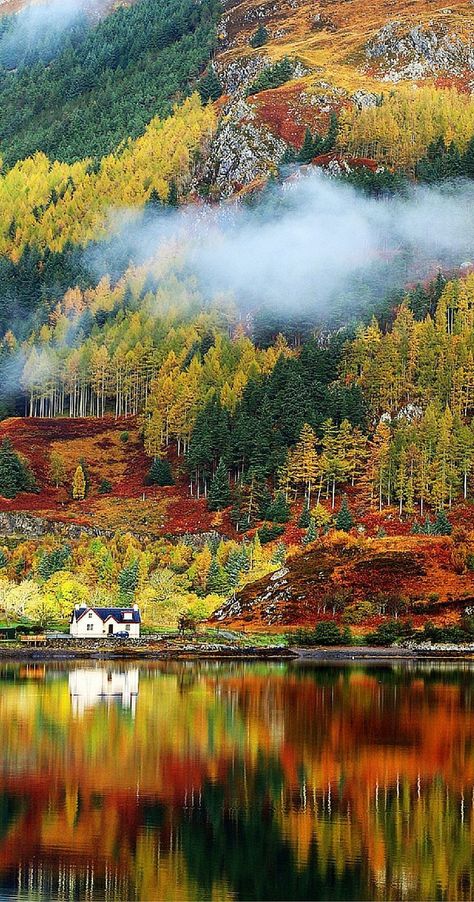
[69,668,139,717]
[0,661,473,900]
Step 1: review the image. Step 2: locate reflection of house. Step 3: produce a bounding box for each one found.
[69,668,139,716]
[70,605,141,638]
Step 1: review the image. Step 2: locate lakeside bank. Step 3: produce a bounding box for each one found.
[1,642,474,662]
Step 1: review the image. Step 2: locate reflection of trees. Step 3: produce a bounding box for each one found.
[0,662,474,899]
[180,773,366,902]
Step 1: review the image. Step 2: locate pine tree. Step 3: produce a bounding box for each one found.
[167,179,179,207]
[433,508,452,536]
[118,560,139,600]
[0,440,36,499]
[208,460,231,511]
[298,505,311,528]
[198,67,223,104]
[249,24,269,47]
[225,548,244,588]
[266,491,291,523]
[298,127,316,163]
[207,558,229,594]
[303,517,317,545]
[72,465,86,500]
[146,457,174,486]
[336,495,354,532]
[273,542,286,565]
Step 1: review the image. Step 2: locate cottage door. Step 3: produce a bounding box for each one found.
[108,623,114,635]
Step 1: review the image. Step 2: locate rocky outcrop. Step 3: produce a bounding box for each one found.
[201,96,287,197]
[366,20,474,82]
[0,512,113,539]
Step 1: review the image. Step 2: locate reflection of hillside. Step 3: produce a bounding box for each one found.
[0,663,473,899]
[69,668,139,717]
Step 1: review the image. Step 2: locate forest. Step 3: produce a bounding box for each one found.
[0,0,220,165]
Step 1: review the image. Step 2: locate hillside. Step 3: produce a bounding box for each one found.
[202,0,474,192]
[0,0,473,639]
[0,416,225,537]
[211,533,474,632]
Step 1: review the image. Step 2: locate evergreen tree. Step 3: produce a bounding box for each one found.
[249,24,269,47]
[336,495,354,531]
[258,483,273,520]
[434,508,452,536]
[146,457,174,486]
[198,66,223,104]
[298,505,311,528]
[118,560,139,600]
[266,492,291,523]
[273,542,287,565]
[298,127,316,163]
[0,439,36,499]
[208,460,231,511]
[303,517,317,545]
[207,558,229,594]
[225,548,244,588]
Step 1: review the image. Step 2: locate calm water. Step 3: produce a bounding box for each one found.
[0,661,473,901]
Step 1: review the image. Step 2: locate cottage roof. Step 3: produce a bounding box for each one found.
[72,606,141,624]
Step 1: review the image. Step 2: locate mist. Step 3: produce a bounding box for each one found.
[0,0,107,69]
[89,172,474,320]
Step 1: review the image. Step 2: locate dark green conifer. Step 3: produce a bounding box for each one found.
[335,495,354,532]
[433,509,452,536]
[198,66,223,104]
[0,439,36,499]
[266,492,291,523]
[208,460,231,511]
[303,517,317,545]
[298,127,316,163]
[146,458,174,487]
[249,24,269,47]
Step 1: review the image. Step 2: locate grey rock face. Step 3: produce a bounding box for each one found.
[366,20,474,81]
[202,96,287,197]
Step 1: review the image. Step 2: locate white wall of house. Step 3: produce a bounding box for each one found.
[70,609,104,638]
[70,608,140,638]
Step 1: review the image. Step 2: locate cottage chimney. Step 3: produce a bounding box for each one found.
[133,603,139,611]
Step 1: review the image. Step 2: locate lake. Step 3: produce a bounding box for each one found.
[0,660,473,901]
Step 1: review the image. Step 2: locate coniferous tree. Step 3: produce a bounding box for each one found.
[207,558,229,594]
[249,24,269,47]
[298,127,316,163]
[433,508,452,536]
[303,517,317,545]
[0,440,36,499]
[266,492,291,523]
[198,66,223,104]
[118,560,139,600]
[146,458,174,486]
[336,495,353,532]
[208,460,232,511]
[298,505,311,528]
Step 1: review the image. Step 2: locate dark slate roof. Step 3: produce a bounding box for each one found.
[72,607,141,624]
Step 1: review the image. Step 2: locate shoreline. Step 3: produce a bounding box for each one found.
[1,644,474,662]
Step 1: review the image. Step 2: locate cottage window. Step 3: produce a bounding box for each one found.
[88,612,93,618]
[126,624,131,632]
[87,623,93,631]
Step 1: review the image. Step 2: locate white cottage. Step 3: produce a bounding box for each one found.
[70,604,141,638]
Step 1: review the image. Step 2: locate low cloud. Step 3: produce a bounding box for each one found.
[88,173,474,317]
